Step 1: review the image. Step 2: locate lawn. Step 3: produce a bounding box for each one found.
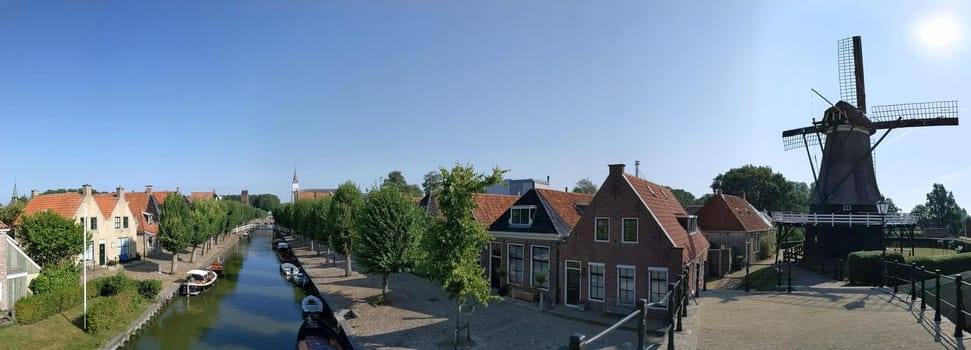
[890,247,958,257]
[0,300,149,350]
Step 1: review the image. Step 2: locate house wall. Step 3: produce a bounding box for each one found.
[74,194,139,265]
[108,197,140,260]
[484,236,561,303]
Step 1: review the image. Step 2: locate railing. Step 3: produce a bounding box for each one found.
[883,260,970,338]
[568,268,693,350]
[602,297,637,315]
[771,212,916,226]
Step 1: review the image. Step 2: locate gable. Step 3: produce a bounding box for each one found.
[697,194,773,232]
[488,190,558,234]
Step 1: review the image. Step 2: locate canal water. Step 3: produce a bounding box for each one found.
[125,229,304,350]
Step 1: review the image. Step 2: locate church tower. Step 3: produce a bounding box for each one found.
[291,169,299,203]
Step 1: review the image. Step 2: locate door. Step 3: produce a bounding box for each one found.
[565,260,581,306]
[99,240,106,266]
[490,243,502,289]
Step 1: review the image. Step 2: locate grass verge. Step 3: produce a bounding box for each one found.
[0,299,149,350]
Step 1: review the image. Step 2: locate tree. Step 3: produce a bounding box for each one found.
[159,193,192,274]
[326,181,362,277]
[420,164,505,344]
[711,165,806,211]
[251,194,282,212]
[0,197,27,226]
[422,171,443,196]
[17,210,88,267]
[572,178,598,195]
[920,184,967,235]
[667,188,697,208]
[383,171,423,198]
[188,198,224,262]
[355,185,424,302]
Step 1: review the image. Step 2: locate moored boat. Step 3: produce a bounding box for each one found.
[291,272,308,287]
[210,261,224,276]
[182,269,218,296]
[281,262,299,277]
[277,242,290,253]
[296,317,346,350]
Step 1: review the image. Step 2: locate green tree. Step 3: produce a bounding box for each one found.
[17,210,88,267]
[251,194,282,212]
[572,178,598,195]
[420,164,505,344]
[667,188,696,208]
[920,184,967,235]
[189,199,224,262]
[0,197,27,226]
[711,165,806,211]
[326,181,362,277]
[159,193,192,274]
[383,171,423,198]
[355,185,424,301]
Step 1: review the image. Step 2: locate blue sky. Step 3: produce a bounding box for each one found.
[1,1,968,211]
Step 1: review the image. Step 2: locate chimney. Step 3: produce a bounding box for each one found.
[241,190,249,205]
[145,185,153,194]
[82,184,92,197]
[608,163,626,176]
[116,186,124,198]
[635,160,640,177]
[546,176,550,184]
[564,187,568,192]
[31,189,39,199]
[741,191,746,200]
[176,186,180,194]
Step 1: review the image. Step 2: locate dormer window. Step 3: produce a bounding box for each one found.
[686,215,698,234]
[510,206,536,226]
[145,213,154,225]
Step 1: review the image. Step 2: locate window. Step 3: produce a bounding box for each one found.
[84,242,94,261]
[687,215,698,234]
[595,218,609,242]
[589,263,605,301]
[123,216,129,229]
[80,217,85,228]
[118,237,130,256]
[146,214,154,225]
[510,206,535,226]
[90,217,97,230]
[508,244,524,284]
[114,217,121,229]
[622,218,638,243]
[531,246,550,290]
[649,267,669,304]
[618,266,635,302]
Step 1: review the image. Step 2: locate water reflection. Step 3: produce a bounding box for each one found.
[126,231,303,350]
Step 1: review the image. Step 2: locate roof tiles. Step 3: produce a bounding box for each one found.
[20,193,83,222]
[696,194,773,232]
[624,174,710,261]
[472,194,519,226]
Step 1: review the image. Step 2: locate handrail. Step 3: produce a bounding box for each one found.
[884,259,971,338]
[772,212,917,226]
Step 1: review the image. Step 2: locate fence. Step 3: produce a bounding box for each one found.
[567,268,692,350]
[883,260,970,337]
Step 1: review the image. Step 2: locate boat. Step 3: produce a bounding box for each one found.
[181,269,218,296]
[291,272,308,287]
[277,242,290,253]
[301,295,325,315]
[281,262,300,277]
[210,261,224,276]
[296,317,346,350]
[279,251,298,263]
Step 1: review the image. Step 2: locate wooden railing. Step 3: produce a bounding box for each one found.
[771,212,916,226]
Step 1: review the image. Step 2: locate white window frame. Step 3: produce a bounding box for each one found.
[687,215,698,235]
[588,262,605,302]
[594,217,609,242]
[509,205,536,227]
[621,218,638,243]
[648,267,669,308]
[146,213,154,225]
[507,243,525,285]
[617,265,636,302]
[530,245,550,290]
[114,217,121,229]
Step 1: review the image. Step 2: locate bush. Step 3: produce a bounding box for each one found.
[86,290,141,334]
[905,252,971,276]
[847,250,905,286]
[137,280,163,300]
[100,273,135,297]
[29,263,80,295]
[13,284,84,325]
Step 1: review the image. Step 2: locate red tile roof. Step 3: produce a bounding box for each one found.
[623,174,710,261]
[696,194,773,232]
[92,193,118,218]
[472,194,520,226]
[152,191,174,204]
[19,193,83,223]
[189,191,215,202]
[296,190,334,201]
[125,192,158,234]
[535,189,593,231]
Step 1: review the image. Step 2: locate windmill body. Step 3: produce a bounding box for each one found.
[811,101,881,214]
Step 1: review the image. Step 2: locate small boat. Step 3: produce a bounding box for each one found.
[277,242,291,253]
[291,273,309,287]
[296,317,346,350]
[301,295,324,315]
[280,252,298,263]
[281,262,300,277]
[182,269,218,296]
[210,262,224,276]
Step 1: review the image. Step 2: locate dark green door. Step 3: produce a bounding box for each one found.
[566,260,581,306]
[99,242,106,265]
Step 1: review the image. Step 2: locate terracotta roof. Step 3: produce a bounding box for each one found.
[152,191,174,204]
[623,174,710,261]
[19,192,83,222]
[189,191,215,202]
[92,193,118,218]
[472,194,519,226]
[535,189,593,233]
[125,192,158,234]
[297,191,334,201]
[696,194,773,233]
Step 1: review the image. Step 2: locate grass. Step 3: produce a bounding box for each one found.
[0,299,149,350]
[737,265,785,291]
[888,247,958,257]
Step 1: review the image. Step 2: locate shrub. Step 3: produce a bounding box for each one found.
[14,295,54,325]
[138,280,163,300]
[86,296,120,334]
[905,252,971,276]
[847,250,905,286]
[100,273,135,297]
[29,263,80,295]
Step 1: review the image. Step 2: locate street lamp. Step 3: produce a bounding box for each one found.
[876,199,890,287]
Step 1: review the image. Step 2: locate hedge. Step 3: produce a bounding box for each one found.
[847,250,905,286]
[28,263,81,295]
[14,284,84,325]
[904,252,971,276]
[138,280,163,300]
[87,290,139,334]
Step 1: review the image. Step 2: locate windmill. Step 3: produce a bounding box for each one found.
[779,36,959,260]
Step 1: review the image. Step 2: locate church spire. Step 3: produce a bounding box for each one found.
[292,168,299,184]
[11,177,17,203]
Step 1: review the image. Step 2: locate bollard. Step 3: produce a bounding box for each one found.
[892,262,898,296]
[668,282,676,350]
[787,260,793,293]
[637,299,647,349]
[676,281,683,332]
[935,269,942,323]
[910,263,917,302]
[569,333,586,350]
[681,270,689,318]
[920,266,926,310]
[702,261,708,292]
[955,274,964,339]
[745,260,751,292]
[881,259,886,287]
[695,263,702,297]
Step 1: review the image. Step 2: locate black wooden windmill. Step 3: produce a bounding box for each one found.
[778,36,959,260]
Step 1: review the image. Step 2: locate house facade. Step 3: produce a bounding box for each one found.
[1,224,42,314]
[560,164,709,314]
[696,194,774,274]
[126,186,163,258]
[19,185,141,266]
[485,189,592,304]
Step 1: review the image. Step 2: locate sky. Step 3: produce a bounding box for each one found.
[1,1,969,211]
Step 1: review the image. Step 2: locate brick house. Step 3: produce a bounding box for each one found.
[696,194,774,276]
[126,186,163,258]
[560,164,709,314]
[485,189,592,304]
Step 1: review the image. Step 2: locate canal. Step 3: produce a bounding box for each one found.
[125,229,304,350]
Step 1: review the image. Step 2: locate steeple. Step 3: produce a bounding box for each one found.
[291,168,300,203]
[10,178,17,204]
[292,169,299,184]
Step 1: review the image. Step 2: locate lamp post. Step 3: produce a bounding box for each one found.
[877,199,890,287]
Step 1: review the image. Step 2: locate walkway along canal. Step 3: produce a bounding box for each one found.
[123,228,306,349]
